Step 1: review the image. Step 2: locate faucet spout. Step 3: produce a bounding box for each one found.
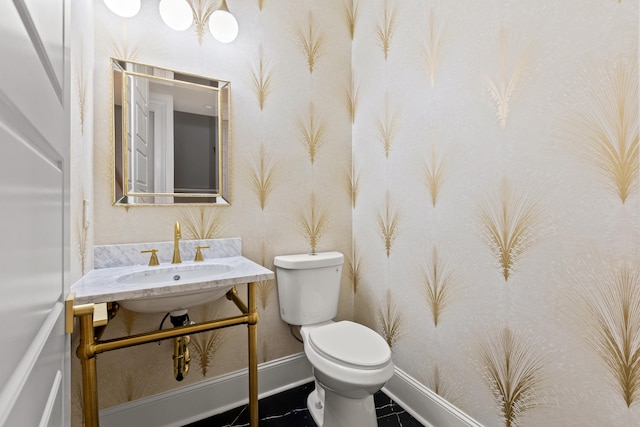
[172,222,181,264]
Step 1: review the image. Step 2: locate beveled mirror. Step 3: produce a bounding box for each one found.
[111,58,230,205]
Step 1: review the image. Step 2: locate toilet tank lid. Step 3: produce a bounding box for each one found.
[274,251,344,269]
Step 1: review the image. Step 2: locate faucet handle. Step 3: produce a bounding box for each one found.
[141,249,160,266]
[194,245,210,262]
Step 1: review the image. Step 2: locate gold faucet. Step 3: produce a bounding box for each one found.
[172,222,181,264]
[194,245,210,262]
[141,249,160,266]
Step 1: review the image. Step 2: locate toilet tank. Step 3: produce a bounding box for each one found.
[274,251,344,325]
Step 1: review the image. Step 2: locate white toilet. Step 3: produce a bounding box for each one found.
[274,251,394,427]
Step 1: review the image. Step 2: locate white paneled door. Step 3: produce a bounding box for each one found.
[0,0,70,426]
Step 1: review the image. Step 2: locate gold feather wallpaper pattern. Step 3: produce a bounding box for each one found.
[103,370,152,405]
[186,0,217,45]
[250,47,274,111]
[107,42,143,64]
[346,164,360,208]
[190,305,226,378]
[579,260,640,407]
[343,0,359,41]
[347,240,363,294]
[376,0,397,61]
[377,191,400,258]
[423,144,448,207]
[179,207,226,240]
[74,198,89,275]
[297,192,329,254]
[248,143,280,210]
[120,308,138,336]
[296,102,327,164]
[419,8,445,88]
[297,12,325,74]
[421,246,456,327]
[344,72,359,124]
[74,1,639,426]
[484,27,535,130]
[423,364,465,407]
[378,288,405,349]
[478,178,541,281]
[479,327,545,427]
[75,56,88,135]
[565,57,639,204]
[377,93,399,158]
[256,241,275,311]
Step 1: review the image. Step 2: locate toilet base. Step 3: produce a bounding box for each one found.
[307,382,378,427]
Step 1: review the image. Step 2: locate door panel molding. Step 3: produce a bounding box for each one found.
[0,303,64,425]
[40,370,63,427]
[12,0,64,102]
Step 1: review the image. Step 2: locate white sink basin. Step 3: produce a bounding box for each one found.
[71,253,275,315]
[116,263,234,314]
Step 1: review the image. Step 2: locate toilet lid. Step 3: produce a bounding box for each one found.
[308,321,391,369]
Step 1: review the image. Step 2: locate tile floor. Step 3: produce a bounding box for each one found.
[185,382,424,426]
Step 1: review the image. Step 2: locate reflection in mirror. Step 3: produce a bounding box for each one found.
[111,59,231,205]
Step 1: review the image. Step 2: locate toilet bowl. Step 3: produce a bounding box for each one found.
[301,321,394,427]
[274,252,395,427]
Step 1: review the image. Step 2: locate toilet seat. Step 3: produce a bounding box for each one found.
[302,320,395,404]
[308,321,391,370]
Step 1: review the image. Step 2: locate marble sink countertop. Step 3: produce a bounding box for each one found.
[71,256,274,305]
[71,238,274,305]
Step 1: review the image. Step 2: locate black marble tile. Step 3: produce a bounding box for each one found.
[184,382,424,427]
[373,392,424,426]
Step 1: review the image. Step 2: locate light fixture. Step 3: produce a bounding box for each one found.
[209,0,238,43]
[159,0,194,31]
[103,0,141,18]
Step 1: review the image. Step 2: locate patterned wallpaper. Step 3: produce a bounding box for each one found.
[351,1,639,426]
[69,0,639,426]
[70,0,352,425]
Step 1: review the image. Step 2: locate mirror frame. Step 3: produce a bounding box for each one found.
[111,58,231,206]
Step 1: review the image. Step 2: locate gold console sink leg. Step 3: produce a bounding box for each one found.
[78,309,100,427]
[248,282,259,427]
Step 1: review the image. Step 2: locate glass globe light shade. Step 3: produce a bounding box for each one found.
[159,0,194,31]
[103,0,140,18]
[209,9,238,43]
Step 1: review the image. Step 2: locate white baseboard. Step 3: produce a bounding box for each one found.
[100,353,313,427]
[100,353,483,427]
[382,368,484,427]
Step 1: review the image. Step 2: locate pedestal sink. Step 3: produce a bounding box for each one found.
[116,263,234,313]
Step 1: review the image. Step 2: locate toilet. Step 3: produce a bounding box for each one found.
[274,251,394,427]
